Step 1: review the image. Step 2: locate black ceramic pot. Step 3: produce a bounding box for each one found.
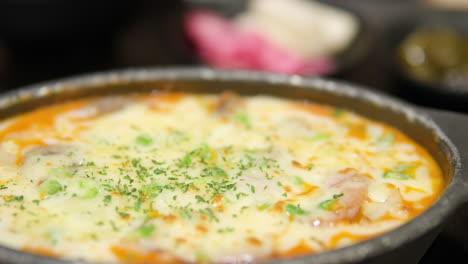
[0,68,466,264]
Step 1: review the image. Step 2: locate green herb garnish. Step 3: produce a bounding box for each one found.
[195,195,208,203]
[103,195,112,205]
[199,208,219,222]
[286,204,307,215]
[318,193,344,210]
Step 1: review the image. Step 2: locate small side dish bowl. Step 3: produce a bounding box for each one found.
[388,10,468,111]
[183,0,371,77]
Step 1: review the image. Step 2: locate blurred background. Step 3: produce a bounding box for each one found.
[0,0,467,261]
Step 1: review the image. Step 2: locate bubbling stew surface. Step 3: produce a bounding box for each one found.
[0,92,443,263]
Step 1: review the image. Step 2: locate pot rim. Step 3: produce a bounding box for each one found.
[0,67,463,264]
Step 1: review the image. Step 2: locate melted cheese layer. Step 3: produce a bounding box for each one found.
[0,92,443,263]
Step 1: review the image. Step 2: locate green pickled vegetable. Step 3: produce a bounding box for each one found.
[398,27,468,91]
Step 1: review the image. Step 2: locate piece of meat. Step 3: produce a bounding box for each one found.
[67,96,134,119]
[214,91,243,115]
[328,168,370,221]
[19,144,71,166]
[217,254,255,264]
[24,144,68,156]
[0,149,15,165]
[84,96,133,116]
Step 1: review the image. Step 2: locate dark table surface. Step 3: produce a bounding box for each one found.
[0,0,466,263]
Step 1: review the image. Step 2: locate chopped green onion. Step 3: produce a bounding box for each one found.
[82,187,99,199]
[167,130,189,144]
[285,204,307,215]
[212,167,227,178]
[309,132,331,142]
[318,193,344,210]
[201,167,227,178]
[103,195,112,205]
[333,108,345,118]
[39,179,63,195]
[376,134,395,150]
[199,208,219,222]
[383,171,412,180]
[198,144,214,164]
[48,167,72,178]
[135,134,153,146]
[319,200,335,210]
[332,193,344,199]
[178,151,194,168]
[234,112,251,129]
[294,176,305,185]
[392,163,416,172]
[118,211,129,218]
[236,192,248,200]
[136,225,155,238]
[79,180,99,199]
[178,206,193,220]
[151,160,165,165]
[133,200,142,211]
[257,202,271,211]
[142,184,156,196]
[195,195,208,203]
[153,168,165,175]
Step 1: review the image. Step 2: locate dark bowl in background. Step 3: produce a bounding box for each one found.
[182,0,373,78]
[387,10,468,112]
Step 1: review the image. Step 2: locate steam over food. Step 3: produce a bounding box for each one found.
[0,92,443,263]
